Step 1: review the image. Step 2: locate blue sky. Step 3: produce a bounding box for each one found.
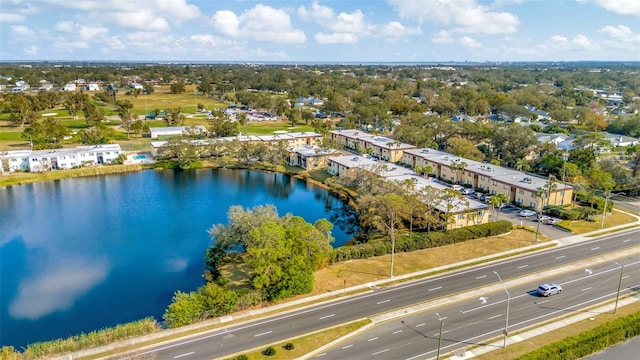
[0,0,638,62]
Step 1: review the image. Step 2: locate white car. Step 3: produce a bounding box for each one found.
[537,283,562,297]
[451,185,464,191]
[518,210,537,217]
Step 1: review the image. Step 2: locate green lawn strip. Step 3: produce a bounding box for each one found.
[557,210,637,234]
[585,224,640,237]
[471,301,640,360]
[0,131,25,141]
[222,319,372,360]
[245,123,314,134]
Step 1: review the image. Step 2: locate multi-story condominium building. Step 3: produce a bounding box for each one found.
[327,154,491,229]
[0,145,122,173]
[401,147,572,209]
[329,129,416,162]
[289,145,342,171]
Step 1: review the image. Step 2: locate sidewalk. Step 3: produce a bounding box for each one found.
[59,210,640,360]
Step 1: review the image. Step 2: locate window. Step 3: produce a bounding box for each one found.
[519,189,524,195]
[480,176,485,180]
[457,214,464,220]
[530,201,536,207]
[503,185,508,190]
[477,210,483,216]
[531,193,536,198]
[491,190,496,195]
[517,198,523,204]
[492,181,497,186]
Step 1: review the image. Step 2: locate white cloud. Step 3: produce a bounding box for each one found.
[9,259,109,320]
[432,30,453,43]
[297,1,334,23]
[315,32,359,44]
[110,9,170,32]
[212,10,240,37]
[594,0,640,17]
[543,34,600,52]
[54,20,74,32]
[0,12,25,22]
[154,0,200,23]
[11,24,34,36]
[459,36,482,48]
[599,24,640,42]
[211,4,306,44]
[379,21,422,37]
[331,9,367,33]
[24,45,38,55]
[387,0,519,34]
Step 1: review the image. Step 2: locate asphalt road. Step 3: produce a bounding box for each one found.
[317,258,640,359]
[123,229,640,360]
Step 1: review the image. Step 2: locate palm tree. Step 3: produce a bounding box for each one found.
[450,160,468,184]
[488,193,510,221]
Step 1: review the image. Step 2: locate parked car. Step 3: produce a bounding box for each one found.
[542,217,561,225]
[475,192,485,199]
[519,210,537,217]
[537,283,562,297]
[451,185,464,191]
[462,188,475,195]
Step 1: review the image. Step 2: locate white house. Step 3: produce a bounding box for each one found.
[88,83,100,91]
[28,144,122,172]
[129,83,144,90]
[63,83,76,92]
[0,150,31,173]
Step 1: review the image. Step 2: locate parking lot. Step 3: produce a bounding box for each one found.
[487,202,572,239]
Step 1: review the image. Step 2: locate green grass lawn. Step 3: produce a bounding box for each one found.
[0,131,25,142]
[246,122,315,134]
[120,85,226,115]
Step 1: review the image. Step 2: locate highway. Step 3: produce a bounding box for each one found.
[123,229,640,360]
[316,257,640,359]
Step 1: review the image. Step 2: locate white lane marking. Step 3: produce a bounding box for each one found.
[556,255,565,259]
[393,330,403,334]
[416,323,425,327]
[623,275,630,280]
[316,353,326,357]
[173,352,194,359]
[429,286,442,291]
[475,275,487,279]
[368,337,379,342]
[372,349,390,356]
[591,247,600,251]
[377,299,390,304]
[254,331,272,337]
[488,314,502,320]
[517,265,528,269]
[440,316,448,320]
[319,314,335,320]
[623,239,630,242]
[581,287,592,292]
[342,345,353,349]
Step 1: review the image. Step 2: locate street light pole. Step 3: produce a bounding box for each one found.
[435,312,444,360]
[614,263,624,314]
[493,271,510,348]
[600,192,610,229]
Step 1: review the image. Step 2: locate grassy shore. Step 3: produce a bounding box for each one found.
[0,164,143,187]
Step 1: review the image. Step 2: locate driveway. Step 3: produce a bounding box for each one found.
[487,203,573,240]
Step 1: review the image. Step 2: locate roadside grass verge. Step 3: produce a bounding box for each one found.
[310,229,549,296]
[223,319,371,360]
[471,302,640,360]
[558,210,637,234]
[586,224,640,237]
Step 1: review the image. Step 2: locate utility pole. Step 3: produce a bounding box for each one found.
[493,271,510,348]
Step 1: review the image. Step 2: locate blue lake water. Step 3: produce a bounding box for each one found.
[0,169,358,348]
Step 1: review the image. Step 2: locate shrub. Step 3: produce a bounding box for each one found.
[283,342,295,350]
[330,221,512,263]
[232,355,248,360]
[262,346,276,356]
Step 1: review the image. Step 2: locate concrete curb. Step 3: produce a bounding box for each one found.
[58,216,640,360]
[298,246,640,359]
